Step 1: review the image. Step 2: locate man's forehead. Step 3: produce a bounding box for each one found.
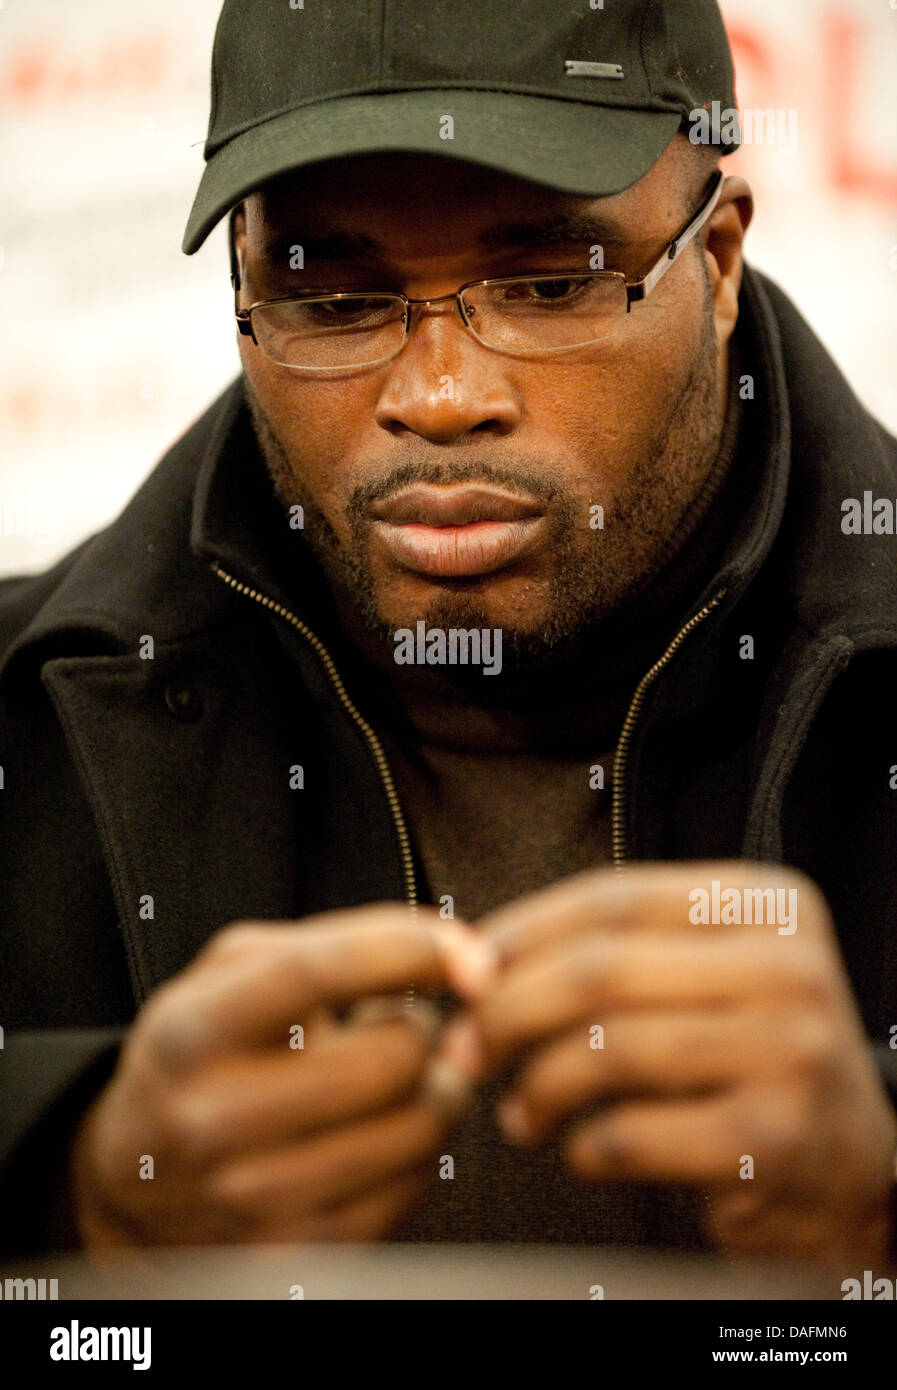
[246,150,674,259]
[250,213,636,270]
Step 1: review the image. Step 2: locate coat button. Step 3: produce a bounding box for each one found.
[164,684,203,722]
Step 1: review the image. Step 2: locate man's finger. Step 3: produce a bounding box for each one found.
[145,908,491,1068]
[161,1014,441,1163]
[205,1094,452,1216]
[563,1088,780,1187]
[471,933,822,1072]
[502,1010,739,1144]
[318,1167,433,1242]
[502,1008,824,1144]
[478,862,825,965]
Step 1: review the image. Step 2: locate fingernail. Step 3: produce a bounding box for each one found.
[439,1016,483,1078]
[498,1096,534,1145]
[347,994,409,1026]
[402,998,442,1039]
[434,926,498,998]
[421,1057,473,1119]
[347,995,441,1042]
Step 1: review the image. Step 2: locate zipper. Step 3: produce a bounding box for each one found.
[210,564,419,936]
[611,588,727,869]
[610,585,730,1253]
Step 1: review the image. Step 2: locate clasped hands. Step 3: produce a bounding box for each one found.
[428,861,897,1266]
[71,860,897,1259]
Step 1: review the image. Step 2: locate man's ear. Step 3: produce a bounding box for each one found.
[703,176,753,346]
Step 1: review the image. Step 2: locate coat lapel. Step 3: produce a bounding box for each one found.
[41,633,301,1005]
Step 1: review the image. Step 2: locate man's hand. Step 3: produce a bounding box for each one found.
[440,862,897,1264]
[69,905,492,1248]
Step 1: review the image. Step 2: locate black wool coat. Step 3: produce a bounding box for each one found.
[2,264,896,1254]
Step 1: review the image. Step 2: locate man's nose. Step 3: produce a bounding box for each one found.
[373,299,521,443]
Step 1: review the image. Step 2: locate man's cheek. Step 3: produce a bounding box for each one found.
[270,425,355,529]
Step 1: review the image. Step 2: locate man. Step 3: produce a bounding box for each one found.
[2,0,896,1270]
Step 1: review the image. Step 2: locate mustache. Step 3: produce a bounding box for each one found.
[347,460,562,518]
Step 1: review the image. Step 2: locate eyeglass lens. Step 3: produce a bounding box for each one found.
[249,274,628,369]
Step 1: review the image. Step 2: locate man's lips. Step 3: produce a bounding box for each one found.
[370,486,542,528]
[368,486,545,578]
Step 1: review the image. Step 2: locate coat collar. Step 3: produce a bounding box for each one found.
[664,264,897,652]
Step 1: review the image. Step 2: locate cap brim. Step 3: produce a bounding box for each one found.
[182,89,682,254]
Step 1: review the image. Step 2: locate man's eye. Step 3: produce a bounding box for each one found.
[307,296,389,323]
[499,277,592,305]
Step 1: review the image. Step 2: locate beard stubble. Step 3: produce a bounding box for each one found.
[243,281,723,668]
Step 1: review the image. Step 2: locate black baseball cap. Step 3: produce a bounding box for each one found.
[183,0,739,255]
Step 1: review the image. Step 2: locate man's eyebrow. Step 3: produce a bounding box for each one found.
[476,215,631,251]
[258,215,633,269]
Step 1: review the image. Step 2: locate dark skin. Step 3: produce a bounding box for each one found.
[234,136,737,661]
[69,137,897,1262]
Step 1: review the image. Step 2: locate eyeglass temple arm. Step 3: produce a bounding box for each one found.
[229,207,256,337]
[228,206,243,293]
[626,170,725,306]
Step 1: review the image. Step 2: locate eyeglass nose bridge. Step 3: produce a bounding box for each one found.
[400,289,477,342]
